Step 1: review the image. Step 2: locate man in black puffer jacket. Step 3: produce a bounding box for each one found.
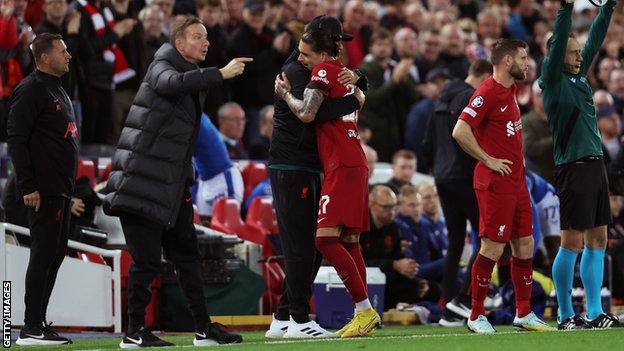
[103,16,251,348]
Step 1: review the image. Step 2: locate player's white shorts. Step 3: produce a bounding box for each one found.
[196,166,244,216]
[536,191,561,237]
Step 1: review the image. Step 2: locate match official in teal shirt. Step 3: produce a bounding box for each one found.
[539,0,621,329]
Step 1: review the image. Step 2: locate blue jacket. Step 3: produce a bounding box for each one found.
[396,213,448,281]
[194,113,232,181]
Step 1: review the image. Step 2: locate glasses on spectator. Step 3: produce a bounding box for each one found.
[374,202,397,210]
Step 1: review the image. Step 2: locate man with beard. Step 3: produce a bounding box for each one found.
[452,39,555,334]
[539,0,620,330]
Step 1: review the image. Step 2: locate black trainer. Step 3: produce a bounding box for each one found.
[439,308,466,327]
[16,325,71,346]
[119,327,174,348]
[584,313,622,329]
[445,297,472,319]
[194,322,243,346]
[558,315,591,330]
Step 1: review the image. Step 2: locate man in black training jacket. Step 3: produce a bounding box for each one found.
[103,16,251,348]
[265,15,368,338]
[9,33,76,346]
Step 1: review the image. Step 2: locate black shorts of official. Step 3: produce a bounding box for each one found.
[555,156,611,230]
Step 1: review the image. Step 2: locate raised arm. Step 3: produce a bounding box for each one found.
[541,0,574,84]
[580,0,616,76]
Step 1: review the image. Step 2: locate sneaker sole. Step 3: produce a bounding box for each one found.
[446,302,471,319]
[16,338,70,346]
[466,323,496,334]
[119,341,141,349]
[283,332,338,339]
[513,323,556,332]
[439,318,466,327]
[264,330,286,339]
[194,338,219,346]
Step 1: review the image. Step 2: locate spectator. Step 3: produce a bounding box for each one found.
[594,89,615,113]
[197,0,229,121]
[596,57,618,91]
[285,0,320,41]
[149,0,173,35]
[360,185,440,310]
[224,0,244,33]
[194,114,244,221]
[227,0,291,145]
[363,144,378,180]
[342,0,371,69]
[507,0,541,43]
[24,0,44,28]
[403,2,429,34]
[522,81,556,183]
[109,0,148,144]
[386,149,417,194]
[608,67,624,115]
[139,5,167,66]
[395,184,427,272]
[417,182,449,282]
[438,23,470,79]
[359,28,407,162]
[414,29,442,84]
[34,0,81,116]
[218,102,249,159]
[598,107,622,160]
[249,104,274,160]
[70,0,137,144]
[393,27,422,134]
[476,9,502,44]
[364,1,380,31]
[405,68,451,172]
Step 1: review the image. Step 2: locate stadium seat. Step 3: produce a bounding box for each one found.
[100,160,113,182]
[246,197,279,234]
[77,158,97,187]
[241,162,268,199]
[262,257,285,314]
[211,197,268,245]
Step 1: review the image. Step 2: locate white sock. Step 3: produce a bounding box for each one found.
[355,299,372,311]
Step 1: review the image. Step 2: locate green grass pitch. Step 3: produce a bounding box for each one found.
[9,325,624,351]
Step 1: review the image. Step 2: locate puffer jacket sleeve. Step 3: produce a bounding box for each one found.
[150,60,224,97]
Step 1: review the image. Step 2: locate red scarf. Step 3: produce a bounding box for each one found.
[77,0,135,84]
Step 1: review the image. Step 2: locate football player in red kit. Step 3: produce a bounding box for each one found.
[452,39,556,334]
[275,25,380,338]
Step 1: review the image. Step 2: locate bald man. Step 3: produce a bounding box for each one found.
[438,24,470,79]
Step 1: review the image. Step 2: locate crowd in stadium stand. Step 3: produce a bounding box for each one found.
[2,0,624,325]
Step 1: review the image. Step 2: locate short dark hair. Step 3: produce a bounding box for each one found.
[469,59,493,77]
[490,39,528,65]
[31,33,63,64]
[170,16,203,45]
[370,27,392,45]
[301,29,340,57]
[546,32,575,52]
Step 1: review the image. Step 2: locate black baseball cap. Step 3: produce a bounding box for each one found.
[306,15,354,42]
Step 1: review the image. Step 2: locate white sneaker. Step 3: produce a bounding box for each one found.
[467,315,496,334]
[513,312,556,332]
[283,318,337,339]
[265,315,290,339]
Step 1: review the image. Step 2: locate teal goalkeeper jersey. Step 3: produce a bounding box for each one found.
[538,1,615,166]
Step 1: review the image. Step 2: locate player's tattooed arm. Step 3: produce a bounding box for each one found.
[281,88,325,123]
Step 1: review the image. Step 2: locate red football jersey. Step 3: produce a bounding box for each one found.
[308,60,366,170]
[459,77,525,193]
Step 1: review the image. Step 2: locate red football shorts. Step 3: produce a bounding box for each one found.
[475,181,533,243]
[317,166,370,232]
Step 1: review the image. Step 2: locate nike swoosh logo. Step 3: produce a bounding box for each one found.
[126,337,142,344]
[357,319,377,335]
[26,334,45,339]
[317,218,326,224]
[500,105,508,112]
[196,333,206,338]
